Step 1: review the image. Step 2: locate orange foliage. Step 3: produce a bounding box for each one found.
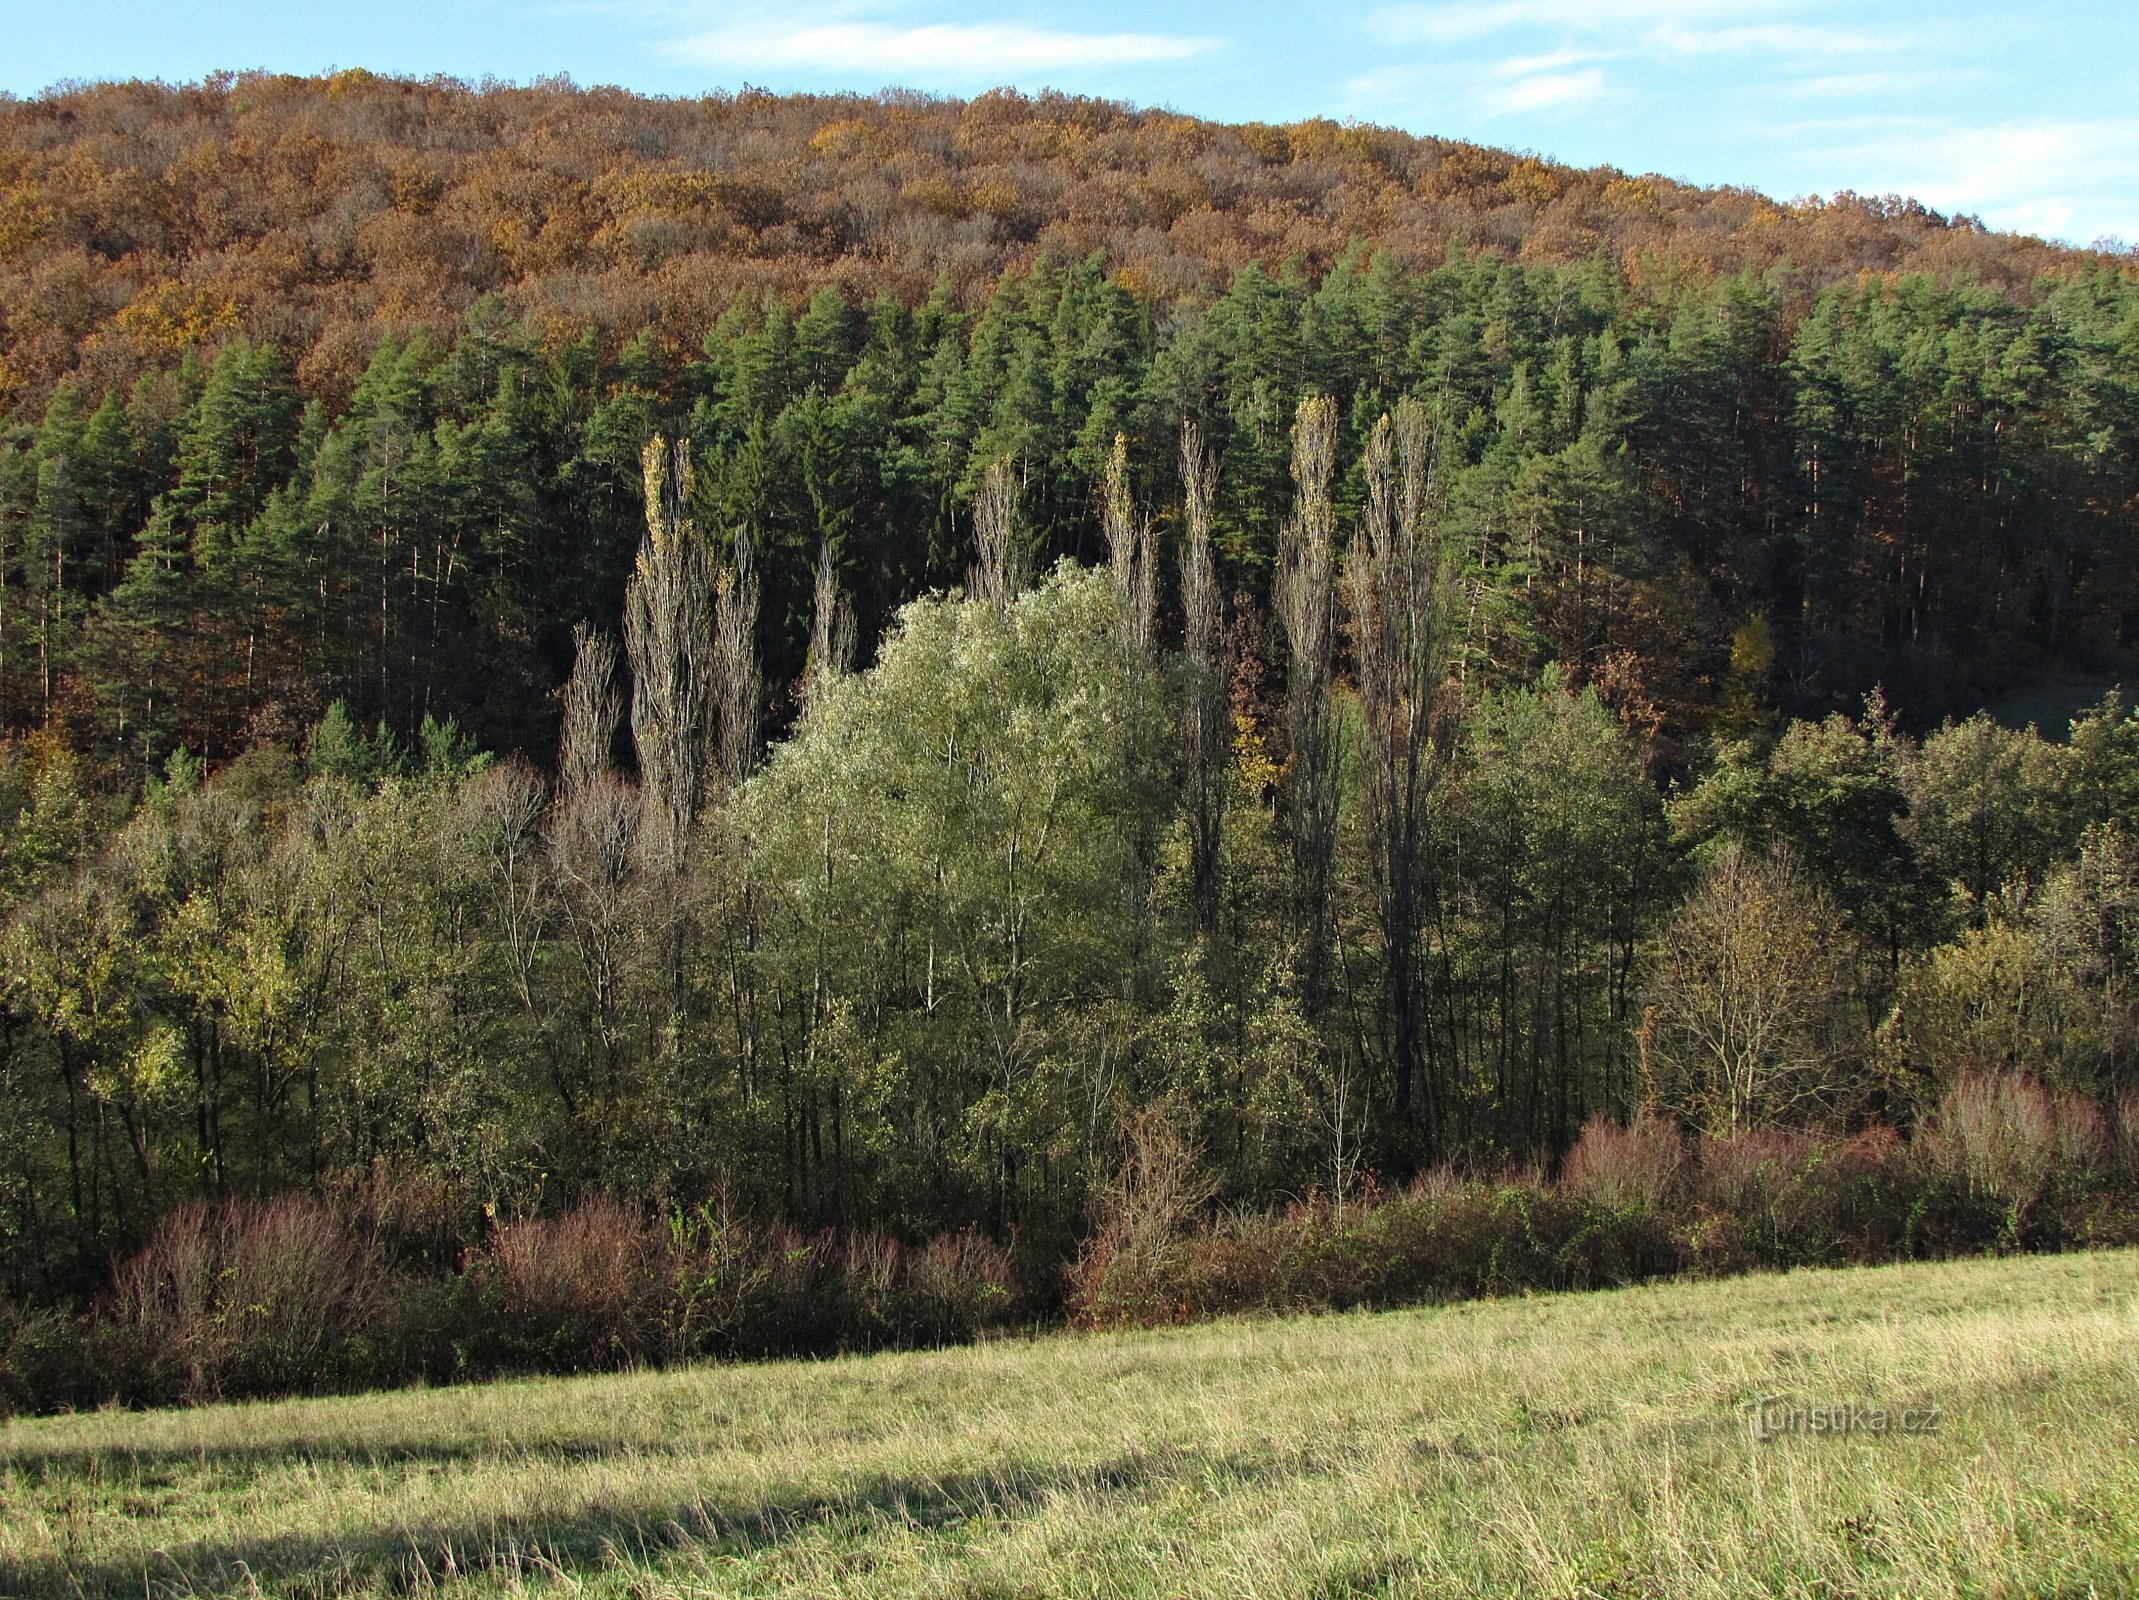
[0,73,2106,410]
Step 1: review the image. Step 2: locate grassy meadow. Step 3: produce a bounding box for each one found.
[3,1251,2136,1599]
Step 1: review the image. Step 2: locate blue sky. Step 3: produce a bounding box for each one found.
[8,0,2138,247]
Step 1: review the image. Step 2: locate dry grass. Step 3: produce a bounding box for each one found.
[4,1251,2136,1597]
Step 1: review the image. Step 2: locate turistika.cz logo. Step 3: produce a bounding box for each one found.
[1744,1396,1944,1441]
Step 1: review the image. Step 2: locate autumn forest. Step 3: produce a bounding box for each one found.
[4,74,2139,1406]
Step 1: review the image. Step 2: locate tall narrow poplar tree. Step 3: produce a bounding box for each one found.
[1179,421,1227,934]
[1276,395,1341,1007]
[624,437,714,877]
[713,527,762,790]
[1348,398,1451,1133]
[968,459,1024,614]
[1101,432,1156,661]
[804,539,857,708]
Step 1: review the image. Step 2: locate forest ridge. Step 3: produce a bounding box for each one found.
[0,72,2092,409]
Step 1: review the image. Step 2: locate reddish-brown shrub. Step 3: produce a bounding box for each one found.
[907,1228,1020,1338]
[325,1162,466,1273]
[108,1195,390,1401]
[477,1196,667,1367]
[1560,1112,1685,1212]
[1787,1127,1912,1261]
[1696,1127,1812,1210]
[1921,1074,2106,1223]
[2118,1092,2139,1181]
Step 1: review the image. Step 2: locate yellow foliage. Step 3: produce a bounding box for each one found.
[1113,264,1158,305]
[968,180,1025,221]
[809,118,872,158]
[603,170,724,216]
[902,176,967,217]
[0,184,54,258]
[1501,158,1564,207]
[1237,123,1291,165]
[1230,712,1281,804]
[1603,175,1666,213]
[1427,144,1510,199]
[389,165,443,215]
[114,280,241,352]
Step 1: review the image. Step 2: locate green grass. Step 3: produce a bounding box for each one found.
[5,1252,2138,1598]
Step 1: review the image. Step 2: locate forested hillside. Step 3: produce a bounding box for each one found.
[5,78,2139,1393]
[2,75,2135,767]
[0,71,2082,406]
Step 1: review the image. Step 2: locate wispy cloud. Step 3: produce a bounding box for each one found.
[1648,22,1911,57]
[1342,45,1613,125]
[1484,66,1607,113]
[667,8,1218,81]
[1791,115,2139,241]
[1367,0,1787,45]
[1778,70,1954,101]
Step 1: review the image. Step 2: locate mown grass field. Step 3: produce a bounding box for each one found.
[4,1251,2136,1599]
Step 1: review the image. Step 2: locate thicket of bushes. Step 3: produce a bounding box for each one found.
[0,1190,1025,1414]
[1066,1075,2139,1330]
[5,1071,2133,1414]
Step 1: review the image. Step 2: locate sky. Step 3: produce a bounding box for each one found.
[6,0,2138,248]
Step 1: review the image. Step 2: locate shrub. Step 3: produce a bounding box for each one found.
[108,1196,391,1403]
[1067,1171,1687,1332]
[325,1163,466,1275]
[1067,1103,1217,1329]
[471,1196,668,1370]
[1693,1126,1814,1256]
[0,1300,95,1416]
[1560,1112,1684,1213]
[2118,1093,2139,1182]
[1775,1127,1912,1263]
[1924,1073,2058,1207]
[1919,1073,2109,1242]
[906,1228,1022,1342]
[660,1199,774,1360]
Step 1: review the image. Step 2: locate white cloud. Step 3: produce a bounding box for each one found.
[1484,66,1606,113]
[1342,44,1612,123]
[668,13,1217,79]
[1648,22,1910,57]
[1367,0,1792,45]
[1780,70,1951,100]
[1799,116,2139,243]
[1491,48,1606,76]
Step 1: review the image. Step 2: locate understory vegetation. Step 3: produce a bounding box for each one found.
[4,1251,2134,1597]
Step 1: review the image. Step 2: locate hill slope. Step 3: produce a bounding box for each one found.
[0,74,2095,406]
[5,1250,2136,1597]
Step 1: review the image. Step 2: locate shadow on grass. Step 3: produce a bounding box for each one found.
[4,1434,635,1481]
[2,1449,1269,1598]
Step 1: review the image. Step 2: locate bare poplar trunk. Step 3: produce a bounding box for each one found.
[560,622,621,797]
[713,528,761,790]
[804,538,856,708]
